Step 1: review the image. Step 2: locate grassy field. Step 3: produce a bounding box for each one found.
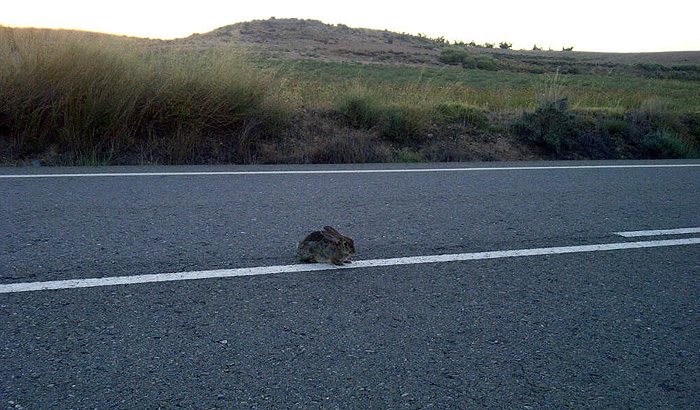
[270,58,700,111]
[1,26,698,165]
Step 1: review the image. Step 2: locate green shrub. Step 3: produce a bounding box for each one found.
[640,130,699,159]
[335,92,383,129]
[439,49,499,71]
[461,57,477,69]
[435,102,488,128]
[396,147,426,163]
[513,99,700,160]
[600,117,632,137]
[378,106,428,144]
[681,112,700,144]
[512,98,584,157]
[475,55,497,71]
[379,107,411,141]
[438,48,470,65]
[634,62,666,72]
[335,93,427,144]
[671,64,700,72]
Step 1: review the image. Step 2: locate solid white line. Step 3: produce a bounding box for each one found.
[1,163,699,179]
[615,227,700,237]
[2,237,699,294]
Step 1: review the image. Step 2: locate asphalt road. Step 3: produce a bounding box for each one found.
[1,160,699,409]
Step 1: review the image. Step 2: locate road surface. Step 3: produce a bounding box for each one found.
[1,160,699,409]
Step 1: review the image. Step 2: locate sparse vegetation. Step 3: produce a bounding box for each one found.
[512,95,699,159]
[435,102,488,129]
[634,62,700,80]
[1,21,699,165]
[0,27,286,164]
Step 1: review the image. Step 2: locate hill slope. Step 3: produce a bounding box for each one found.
[177,18,700,71]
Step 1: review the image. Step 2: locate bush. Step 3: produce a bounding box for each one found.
[378,106,430,143]
[475,55,497,71]
[396,148,426,163]
[379,107,412,142]
[461,57,477,69]
[335,93,427,144]
[442,53,498,71]
[633,63,700,80]
[499,41,513,50]
[435,102,488,128]
[512,98,585,157]
[514,99,700,160]
[600,117,632,138]
[635,62,666,72]
[640,130,699,159]
[335,92,383,128]
[681,112,700,144]
[438,48,470,65]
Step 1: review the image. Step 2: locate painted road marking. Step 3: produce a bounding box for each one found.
[615,227,700,238]
[1,237,699,294]
[1,163,699,179]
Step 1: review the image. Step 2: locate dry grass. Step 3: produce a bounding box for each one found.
[0,27,285,165]
[1,25,698,165]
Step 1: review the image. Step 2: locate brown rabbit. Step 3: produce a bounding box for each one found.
[297,226,355,265]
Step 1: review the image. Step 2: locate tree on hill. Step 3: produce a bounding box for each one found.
[499,41,513,50]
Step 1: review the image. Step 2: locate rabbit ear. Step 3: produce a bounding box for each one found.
[321,231,340,244]
[323,226,342,237]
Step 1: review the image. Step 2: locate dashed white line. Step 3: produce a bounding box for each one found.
[1,163,699,179]
[2,237,699,294]
[615,227,700,238]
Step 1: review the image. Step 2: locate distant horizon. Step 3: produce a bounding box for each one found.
[0,16,700,54]
[3,0,700,53]
[4,19,700,55]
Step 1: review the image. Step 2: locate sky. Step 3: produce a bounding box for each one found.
[3,0,700,53]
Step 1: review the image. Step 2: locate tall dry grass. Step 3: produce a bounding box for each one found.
[0,27,284,164]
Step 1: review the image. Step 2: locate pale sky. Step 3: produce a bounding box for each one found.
[3,0,700,52]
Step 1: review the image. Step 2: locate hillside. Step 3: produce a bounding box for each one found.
[180,18,440,65]
[176,18,700,75]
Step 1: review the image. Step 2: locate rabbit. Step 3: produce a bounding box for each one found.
[297,226,355,265]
